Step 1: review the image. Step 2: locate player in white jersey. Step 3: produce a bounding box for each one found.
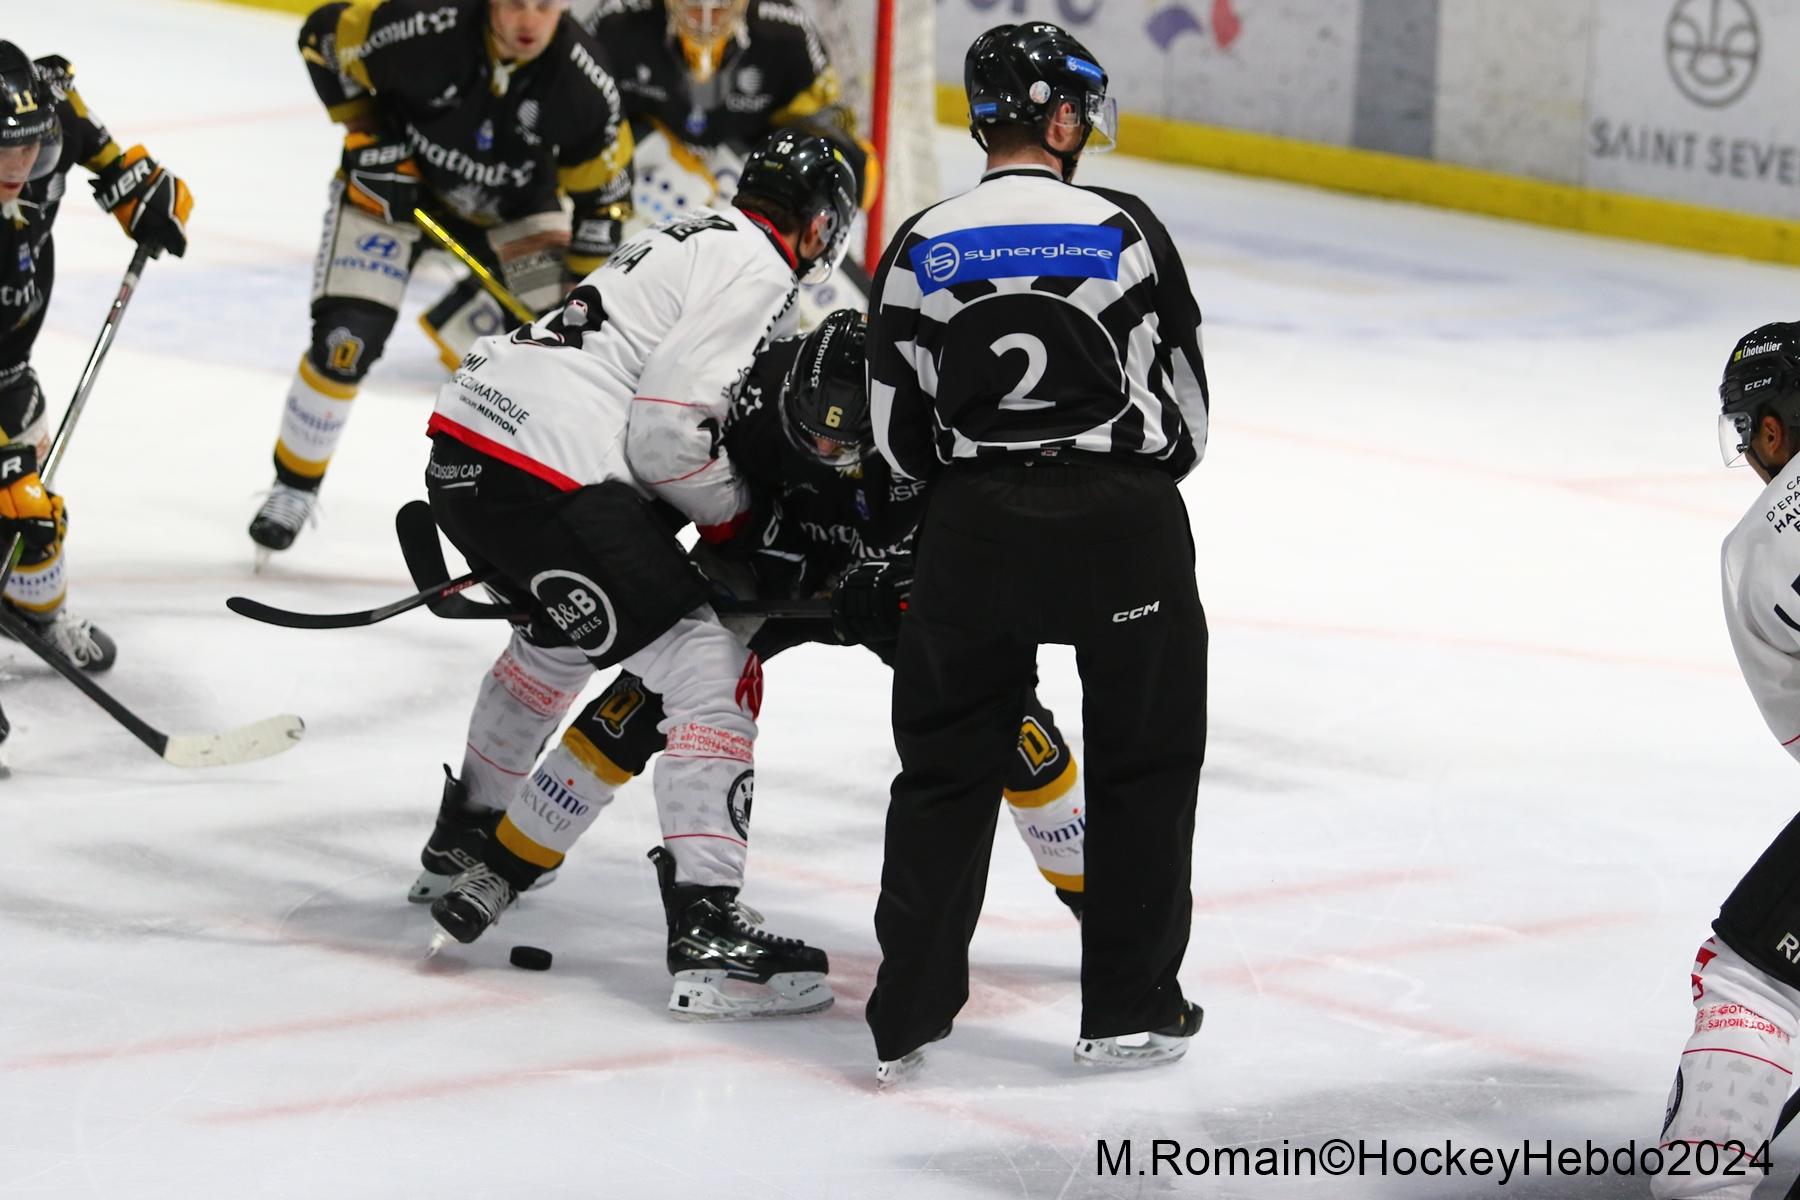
[1652,324,1800,1198]
[418,129,858,1020]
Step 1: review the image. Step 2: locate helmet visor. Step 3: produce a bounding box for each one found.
[800,204,852,286]
[1720,410,1754,467]
[1082,92,1117,153]
[0,123,62,187]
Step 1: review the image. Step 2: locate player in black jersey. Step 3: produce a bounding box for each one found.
[250,0,635,560]
[864,23,1210,1083]
[0,42,191,671]
[409,309,1093,914]
[581,0,873,307]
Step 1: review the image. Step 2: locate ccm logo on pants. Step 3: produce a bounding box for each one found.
[1112,601,1160,623]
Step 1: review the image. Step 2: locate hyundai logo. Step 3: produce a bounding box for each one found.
[356,233,402,259]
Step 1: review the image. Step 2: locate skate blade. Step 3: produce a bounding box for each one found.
[253,546,273,574]
[668,970,834,1020]
[1073,1031,1194,1069]
[876,1048,926,1089]
[425,928,454,958]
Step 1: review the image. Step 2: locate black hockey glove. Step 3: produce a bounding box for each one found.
[708,496,808,602]
[341,131,421,224]
[831,557,912,646]
[568,202,631,276]
[91,145,192,259]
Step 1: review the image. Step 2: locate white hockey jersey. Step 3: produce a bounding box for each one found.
[1722,463,1800,761]
[427,205,799,534]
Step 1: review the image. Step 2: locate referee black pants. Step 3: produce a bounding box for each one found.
[866,458,1208,1060]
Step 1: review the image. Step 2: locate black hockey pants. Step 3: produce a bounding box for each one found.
[866,456,1208,1059]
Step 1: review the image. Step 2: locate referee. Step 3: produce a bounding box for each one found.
[863,21,1210,1083]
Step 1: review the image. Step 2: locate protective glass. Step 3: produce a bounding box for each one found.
[0,124,63,187]
[1720,410,1754,467]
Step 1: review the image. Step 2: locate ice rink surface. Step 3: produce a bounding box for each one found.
[5,1,1800,1197]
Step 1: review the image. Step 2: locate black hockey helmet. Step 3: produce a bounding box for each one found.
[781,308,870,467]
[736,129,858,285]
[964,22,1116,179]
[1720,322,1800,468]
[0,42,62,187]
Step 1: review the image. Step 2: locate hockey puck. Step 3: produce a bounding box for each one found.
[509,945,553,971]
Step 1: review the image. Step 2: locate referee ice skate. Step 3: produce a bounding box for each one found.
[863,22,1210,1081]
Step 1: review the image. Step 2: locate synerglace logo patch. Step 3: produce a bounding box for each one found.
[910,224,1125,294]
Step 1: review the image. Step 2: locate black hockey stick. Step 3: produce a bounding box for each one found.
[0,245,152,597]
[0,246,305,767]
[226,570,494,631]
[228,570,829,630]
[394,500,516,620]
[394,498,834,621]
[0,602,304,766]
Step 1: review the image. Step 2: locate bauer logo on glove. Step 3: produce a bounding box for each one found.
[0,444,65,554]
[342,131,422,225]
[90,144,192,259]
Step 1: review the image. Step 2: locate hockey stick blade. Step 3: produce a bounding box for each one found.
[161,714,307,768]
[0,604,304,767]
[394,501,519,620]
[226,571,492,630]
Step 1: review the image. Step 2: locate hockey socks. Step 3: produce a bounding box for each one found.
[1004,757,1085,894]
[1653,936,1800,1200]
[492,738,623,879]
[460,632,590,810]
[272,356,357,490]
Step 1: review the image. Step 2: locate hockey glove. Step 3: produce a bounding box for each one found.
[831,557,912,646]
[341,131,422,224]
[0,445,65,555]
[91,145,192,259]
[567,202,631,277]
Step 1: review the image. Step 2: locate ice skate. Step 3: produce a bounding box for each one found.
[412,770,558,899]
[650,846,833,1020]
[3,603,117,672]
[428,863,516,944]
[1073,1000,1204,1069]
[875,1024,951,1089]
[409,765,558,902]
[248,483,318,566]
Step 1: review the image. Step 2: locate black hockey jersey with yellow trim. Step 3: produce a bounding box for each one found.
[1,55,125,394]
[582,0,843,151]
[299,0,631,226]
[725,335,921,590]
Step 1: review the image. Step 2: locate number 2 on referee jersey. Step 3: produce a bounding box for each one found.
[991,333,1049,410]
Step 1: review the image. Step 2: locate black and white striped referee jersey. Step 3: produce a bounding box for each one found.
[867,164,1209,482]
